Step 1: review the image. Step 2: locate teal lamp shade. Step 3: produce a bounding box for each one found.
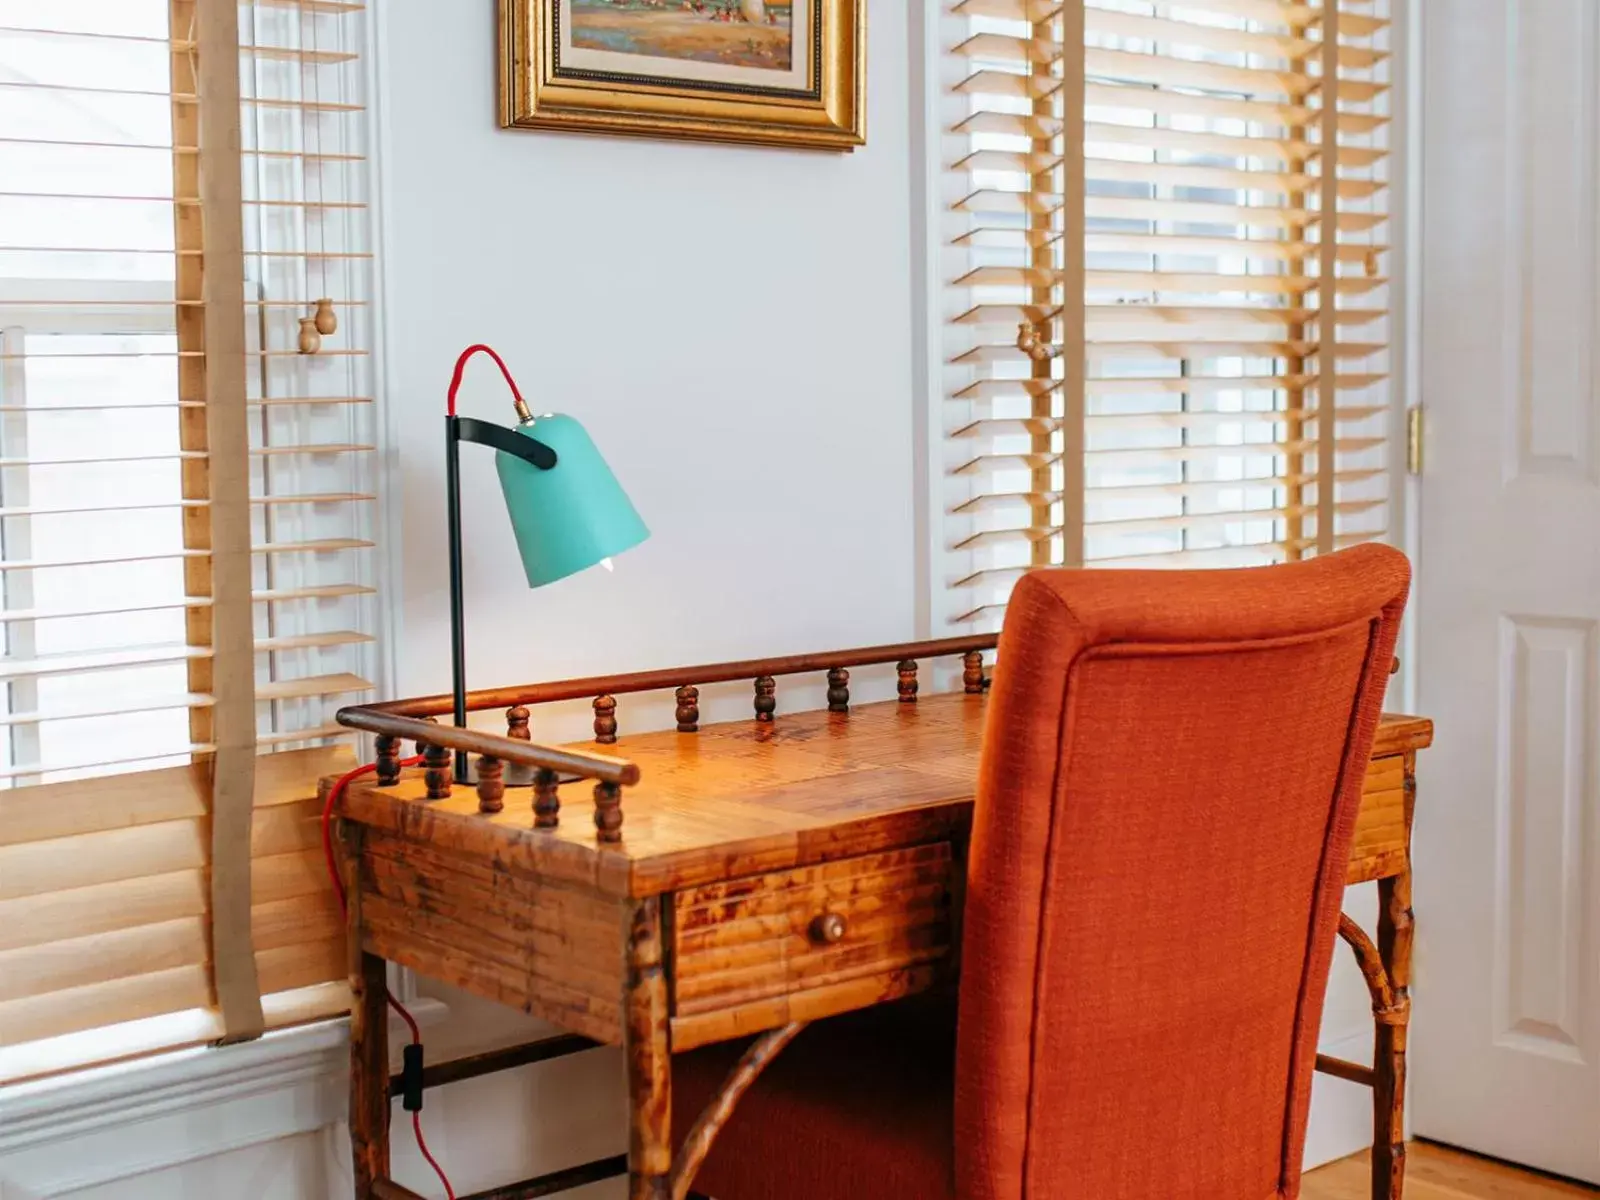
[493,413,649,587]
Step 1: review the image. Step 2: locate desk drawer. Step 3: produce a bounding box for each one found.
[670,843,956,1045]
[1348,752,1412,885]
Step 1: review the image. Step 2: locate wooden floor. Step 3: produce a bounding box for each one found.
[1304,1143,1598,1199]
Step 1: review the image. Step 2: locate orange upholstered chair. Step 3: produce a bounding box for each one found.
[674,544,1410,1200]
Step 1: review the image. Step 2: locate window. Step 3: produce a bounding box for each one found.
[940,0,1393,629]
[0,0,378,1080]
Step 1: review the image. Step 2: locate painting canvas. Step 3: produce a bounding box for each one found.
[500,0,862,149]
[570,0,800,77]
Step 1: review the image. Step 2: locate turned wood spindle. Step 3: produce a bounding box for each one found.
[826,667,850,713]
[374,734,401,785]
[422,741,452,800]
[475,754,505,814]
[506,704,531,741]
[593,694,618,744]
[533,767,560,829]
[753,675,777,723]
[414,715,439,762]
[675,685,700,733]
[963,650,986,694]
[594,780,623,843]
[897,659,919,703]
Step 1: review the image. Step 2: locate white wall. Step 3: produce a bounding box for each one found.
[378,6,921,718]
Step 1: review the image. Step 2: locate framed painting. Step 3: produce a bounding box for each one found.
[498,0,864,150]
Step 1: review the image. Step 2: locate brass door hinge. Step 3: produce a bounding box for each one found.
[1406,406,1423,476]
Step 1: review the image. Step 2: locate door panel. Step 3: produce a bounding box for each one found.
[1414,0,1600,1183]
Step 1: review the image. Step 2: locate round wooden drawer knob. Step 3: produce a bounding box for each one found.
[809,912,847,945]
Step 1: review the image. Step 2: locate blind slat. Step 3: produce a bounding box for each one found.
[956,406,1385,439]
[958,265,1385,297]
[0,673,372,730]
[0,892,339,1012]
[0,933,347,1051]
[1085,269,1387,298]
[1085,47,1305,98]
[955,468,1386,518]
[965,498,1384,549]
[0,631,371,680]
[0,584,373,625]
[0,839,344,957]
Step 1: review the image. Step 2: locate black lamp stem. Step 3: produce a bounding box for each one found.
[445,415,470,783]
[440,409,558,786]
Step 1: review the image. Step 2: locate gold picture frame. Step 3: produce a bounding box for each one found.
[498,0,864,150]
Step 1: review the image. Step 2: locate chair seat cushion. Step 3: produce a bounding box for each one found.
[672,993,958,1200]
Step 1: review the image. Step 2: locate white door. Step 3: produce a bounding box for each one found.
[1412,0,1600,1183]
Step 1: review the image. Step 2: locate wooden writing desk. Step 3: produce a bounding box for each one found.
[335,638,1432,1200]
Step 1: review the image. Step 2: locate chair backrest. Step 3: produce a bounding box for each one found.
[954,544,1409,1200]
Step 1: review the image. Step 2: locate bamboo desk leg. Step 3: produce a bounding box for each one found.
[351,950,391,1197]
[1372,757,1417,1200]
[346,823,390,1198]
[626,897,672,1200]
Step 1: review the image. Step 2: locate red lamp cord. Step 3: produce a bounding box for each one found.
[446,343,526,418]
[322,761,456,1200]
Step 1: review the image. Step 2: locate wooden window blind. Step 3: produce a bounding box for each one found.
[943,0,1393,627]
[0,0,376,1082]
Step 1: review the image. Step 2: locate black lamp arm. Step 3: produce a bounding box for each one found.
[454,415,558,470]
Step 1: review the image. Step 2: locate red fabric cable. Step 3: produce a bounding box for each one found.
[445,343,526,417]
[412,1111,454,1197]
[322,760,456,1200]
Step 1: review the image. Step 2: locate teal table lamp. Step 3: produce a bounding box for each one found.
[444,343,648,782]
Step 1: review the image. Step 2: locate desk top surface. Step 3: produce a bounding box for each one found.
[339,692,1433,901]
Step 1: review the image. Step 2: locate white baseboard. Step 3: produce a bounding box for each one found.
[0,1000,447,1199]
